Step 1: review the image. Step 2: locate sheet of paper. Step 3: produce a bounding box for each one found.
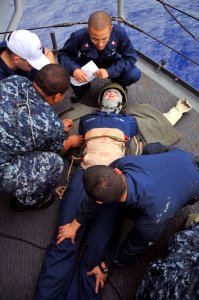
[70,60,99,86]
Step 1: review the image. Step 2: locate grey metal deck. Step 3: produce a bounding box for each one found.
[0,72,199,300]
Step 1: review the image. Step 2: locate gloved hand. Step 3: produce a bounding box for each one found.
[185,213,199,227]
[163,98,192,125]
[176,98,192,113]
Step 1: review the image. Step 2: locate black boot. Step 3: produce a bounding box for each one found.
[71,83,91,103]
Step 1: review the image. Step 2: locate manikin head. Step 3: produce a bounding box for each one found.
[101,89,123,114]
[98,83,127,114]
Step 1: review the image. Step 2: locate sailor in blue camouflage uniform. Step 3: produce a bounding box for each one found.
[58,11,141,102]
[0,64,83,210]
[137,219,199,300]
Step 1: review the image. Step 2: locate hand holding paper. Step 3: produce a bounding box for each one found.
[71,61,99,86]
[94,68,109,79]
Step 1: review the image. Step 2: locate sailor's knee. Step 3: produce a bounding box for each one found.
[114,66,141,86]
[127,66,141,83]
[44,152,64,174]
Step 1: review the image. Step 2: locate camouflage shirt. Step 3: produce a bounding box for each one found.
[137,222,199,299]
[0,76,65,165]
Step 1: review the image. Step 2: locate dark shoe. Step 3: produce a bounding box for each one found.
[195,156,199,169]
[123,86,128,93]
[10,193,55,212]
[71,91,85,103]
[71,83,91,103]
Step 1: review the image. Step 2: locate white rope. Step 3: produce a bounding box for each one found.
[55,155,82,199]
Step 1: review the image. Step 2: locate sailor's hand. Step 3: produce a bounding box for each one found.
[73,69,89,82]
[62,119,73,132]
[63,135,84,153]
[67,135,84,147]
[87,266,108,293]
[57,224,76,244]
[44,47,56,63]
[57,219,81,244]
[94,68,108,79]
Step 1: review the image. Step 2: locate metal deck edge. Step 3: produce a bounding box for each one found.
[136,50,199,113]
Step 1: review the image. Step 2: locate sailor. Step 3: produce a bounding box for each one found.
[58,10,141,102]
[137,213,199,299]
[0,64,83,211]
[0,29,55,81]
[34,142,199,300]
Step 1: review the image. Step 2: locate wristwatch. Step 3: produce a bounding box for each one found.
[98,262,109,274]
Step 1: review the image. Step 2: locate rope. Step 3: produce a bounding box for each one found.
[155,0,199,21]
[55,155,82,199]
[133,136,139,155]
[157,0,199,43]
[0,21,88,34]
[112,16,199,67]
[85,134,127,143]
[55,135,142,199]
[0,14,198,66]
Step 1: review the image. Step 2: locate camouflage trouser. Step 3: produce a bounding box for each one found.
[0,151,64,205]
[136,222,199,300]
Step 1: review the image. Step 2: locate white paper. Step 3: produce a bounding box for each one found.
[70,60,99,86]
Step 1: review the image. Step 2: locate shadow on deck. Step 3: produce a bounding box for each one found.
[0,73,199,300]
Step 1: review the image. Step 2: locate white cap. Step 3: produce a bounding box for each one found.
[6,30,50,70]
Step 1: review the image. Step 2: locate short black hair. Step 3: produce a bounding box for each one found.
[34,64,70,96]
[88,11,111,30]
[83,165,126,203]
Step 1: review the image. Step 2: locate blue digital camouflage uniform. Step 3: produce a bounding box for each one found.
[137,222,199,300]
[0,75,65,205]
